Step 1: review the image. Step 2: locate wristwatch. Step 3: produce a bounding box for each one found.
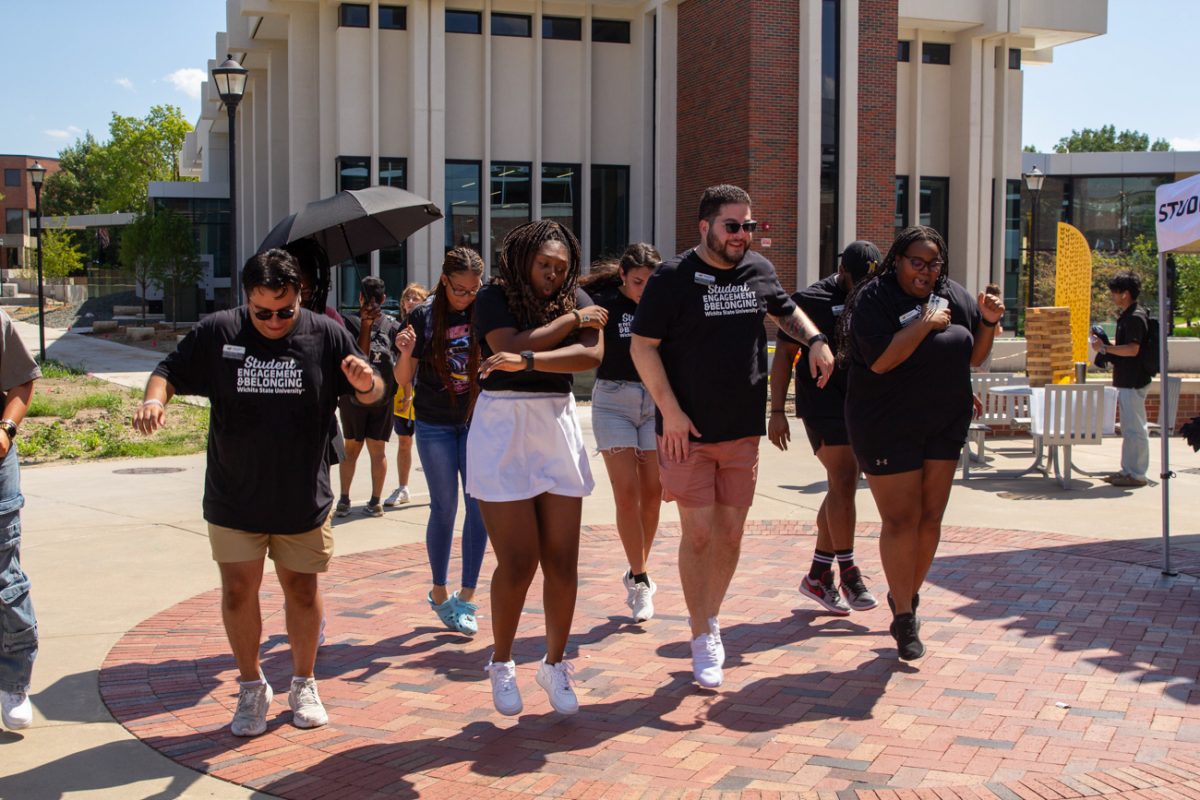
[807,332,830,347]
[521,350,536,371]
[0,419,17,440]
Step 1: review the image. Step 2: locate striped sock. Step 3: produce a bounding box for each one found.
[809,550,835,581]
[836,549,856,573]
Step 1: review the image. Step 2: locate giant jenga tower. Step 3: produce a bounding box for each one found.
[1025,306,1074,387]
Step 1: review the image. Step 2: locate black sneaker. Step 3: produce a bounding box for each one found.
[800,570,852,615]
[885,591,920,614]
[890,612,925,660]
[839,566,878,610]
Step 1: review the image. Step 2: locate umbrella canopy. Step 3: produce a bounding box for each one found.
[258,186,443,263]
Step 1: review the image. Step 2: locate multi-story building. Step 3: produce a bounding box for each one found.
[180,0,1107,313]
[0,155,60,276]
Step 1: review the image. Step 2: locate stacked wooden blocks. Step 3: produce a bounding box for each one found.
[1025,306,1074,386]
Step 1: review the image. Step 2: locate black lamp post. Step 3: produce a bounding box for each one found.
[26,161,46,361]
[211,54,248,307]
[1023,166,1045,313]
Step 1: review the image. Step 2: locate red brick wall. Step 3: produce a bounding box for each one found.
[856,0,898,252]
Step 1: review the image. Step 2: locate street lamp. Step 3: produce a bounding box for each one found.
[1023,166,1045,313]
[26,161,46,361]
[211,54,248,307]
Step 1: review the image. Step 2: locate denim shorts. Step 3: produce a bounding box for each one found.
[591,379,657,452]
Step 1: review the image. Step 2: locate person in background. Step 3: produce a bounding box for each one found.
[580,243,663,623]
[386,283,430,506]
[394,251,487,635]
[769,241,882,617]
[1091,271,1152,488]
[0,310,40,731]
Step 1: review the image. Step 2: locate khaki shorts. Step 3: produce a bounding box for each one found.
[208,513,335,573]
[657,435,759,508]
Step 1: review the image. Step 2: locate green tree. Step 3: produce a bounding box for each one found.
[149,209,202,328]
[1054,125,1173,154]
[119,210,156,320]
[37,223,85,281]
[1172,254,1200,329]
[42,132,106,216]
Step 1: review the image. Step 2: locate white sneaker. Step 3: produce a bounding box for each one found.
[485,659,522,716]
[0,690,33,730]
[535,657,579,715]
[384,486,410,507]
[230,679,273,736]
[690,617,724,688]
[623,572,657,622]
[288,677,328,728]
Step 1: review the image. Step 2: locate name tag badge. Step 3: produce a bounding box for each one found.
[222,344,247,360]
[694,271,716,286]
[898,309,920,327]
[832,304,845,317]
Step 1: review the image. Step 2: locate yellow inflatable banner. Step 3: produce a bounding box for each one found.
[1054,222,1092,367]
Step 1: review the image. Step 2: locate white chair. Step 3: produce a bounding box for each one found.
[1037,385,1105,489]
[1149,375,1183,437]
[967,373,1016,461]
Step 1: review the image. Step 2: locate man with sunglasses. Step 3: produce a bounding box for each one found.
[632,184,834,688]
[134,249,381,737]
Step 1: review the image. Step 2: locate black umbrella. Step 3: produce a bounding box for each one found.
[257,186,443,263]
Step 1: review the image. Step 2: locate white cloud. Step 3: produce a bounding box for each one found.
[164,68,206,100]
[44,125,83,140]
[1170,136,1200,152]
[115,77,134,91]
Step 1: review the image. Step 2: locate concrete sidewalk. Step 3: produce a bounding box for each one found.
[2,323,1198,797]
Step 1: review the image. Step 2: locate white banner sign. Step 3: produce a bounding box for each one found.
[1155,171,1200,254]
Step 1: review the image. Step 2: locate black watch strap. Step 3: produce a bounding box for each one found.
[521,350,536,371]
[806,332,829,347]
[0,419,17,440]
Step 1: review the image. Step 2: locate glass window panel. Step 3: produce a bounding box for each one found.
[1004,178,1021,328]
[446,10,481,34]
[490,163,532,268]
[1072,176,1123,252]
[922,42,950,65]
[4,169,21,187]
[337,156,370,191]
[5,209,23,235]
[339,3,369,28]
[897,41,911,62]
[543,16,581,41]
[1008,48,1021,70]
[379,6,406,30]
[919,177,950,243]
[492,12,531,37]
[379,157,406,188]
[445,160,482,253]
[1122,175,1169,250]
[377,158,408,299]
[894,176,909,240]
[541,164,580,237]
[590,165,629,260]
[592,19,630,44]
[819,0,839,277]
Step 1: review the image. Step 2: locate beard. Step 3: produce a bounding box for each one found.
[705,227,747,267]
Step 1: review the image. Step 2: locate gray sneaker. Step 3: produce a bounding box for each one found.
[288,677,328,728]
[230,680,273,737]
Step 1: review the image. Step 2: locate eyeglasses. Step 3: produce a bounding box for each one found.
[446,282,480,298]
[251,304,298,321]
[903,255,944,273]
[718,220,758,234]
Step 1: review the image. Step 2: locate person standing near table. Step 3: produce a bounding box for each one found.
[1091,271,1152,488]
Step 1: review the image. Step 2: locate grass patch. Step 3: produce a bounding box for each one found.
[36,358,85,379]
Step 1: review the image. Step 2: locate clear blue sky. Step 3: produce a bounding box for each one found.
[2,0,1195,159]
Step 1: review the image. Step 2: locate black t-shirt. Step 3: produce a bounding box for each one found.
[1112,303,1152,389]
[474,284,594,394]
[153,308,365,534]
[632,248,796,443]
[845,273,979,433]
[778,274,850,420]
[592,285,642,382]
[343,312,402,407]
[409,300,474,425]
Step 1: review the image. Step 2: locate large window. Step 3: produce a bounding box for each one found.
[339,3,369,28]
[490,163,532,268]
[4,169,20,187]
[591,165,629,260]
[380,5,407,30]
[492,12,531,37]
[446,10,481,34]
[543,16,581,41]
[337,156,371,312]
[5,209,24,236]
[445,161,482,253]
[819,0,839,276]
[592,19,630,44]
[919,177,950,243]
[922,43,951,65]
[378,157,408,301]
[1003,178,1021,329]
[541,164,580,238]
[897,41,911,62]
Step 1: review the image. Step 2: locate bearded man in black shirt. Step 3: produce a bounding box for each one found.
[631,184,834,688]
[133,250,381,736]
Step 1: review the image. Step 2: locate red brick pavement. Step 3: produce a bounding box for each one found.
[100,523,1200,799]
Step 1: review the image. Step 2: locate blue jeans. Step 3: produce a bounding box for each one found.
[415,420,488,589]
[0,445,36,693]
[1118,385,1150,480]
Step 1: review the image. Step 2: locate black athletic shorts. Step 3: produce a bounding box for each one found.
[338,398,394,442]
[801,416,851,454]
[392,416,415,437]
[850,410,971,476]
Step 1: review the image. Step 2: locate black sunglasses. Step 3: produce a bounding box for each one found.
[251,306,298,321]
[719,220,758,234]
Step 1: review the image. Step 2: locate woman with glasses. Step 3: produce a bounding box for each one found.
[579,243,663,623]
[385,283,429,507]
[467,220,608,717]
[394,250,486,635]
[838,225,1003,661]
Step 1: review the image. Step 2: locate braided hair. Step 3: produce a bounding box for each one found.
[494,220,582,329]
[284,238,332,313]
[835,225,949,368]
[429,247,484,409]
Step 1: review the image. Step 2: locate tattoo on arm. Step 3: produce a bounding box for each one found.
[776,309,814,343]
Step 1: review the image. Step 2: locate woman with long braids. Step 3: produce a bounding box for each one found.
[468,220,608,717]
[394,250,486,635]
[838,225,1003,661]
[580,243,663,622]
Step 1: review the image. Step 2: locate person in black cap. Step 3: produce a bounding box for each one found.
[769,241,881,616]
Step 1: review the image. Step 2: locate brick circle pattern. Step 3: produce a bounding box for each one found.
[101,523,1200,800]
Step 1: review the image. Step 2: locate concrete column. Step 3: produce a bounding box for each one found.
[288,7,320,208]
[652,1,678,259]
[268,41,290,222]
[839,0,860,249]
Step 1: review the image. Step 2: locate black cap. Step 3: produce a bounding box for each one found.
[838,241,882,281]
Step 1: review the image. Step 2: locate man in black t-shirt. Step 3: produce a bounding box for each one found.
[1090,271,1152,487]
[133,250,382,737]
[769,241,881,617]
[336,276,403,517]
[631,184,834,689]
